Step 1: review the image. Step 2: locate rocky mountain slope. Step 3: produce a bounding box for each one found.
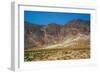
[24,19,90,49]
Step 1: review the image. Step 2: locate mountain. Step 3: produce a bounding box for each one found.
[44,33,90,49]
[24,22,45,49]
[62,19,90,36]
[24,19,90,49]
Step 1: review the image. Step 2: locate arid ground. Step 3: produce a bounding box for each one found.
[24,48,90,61]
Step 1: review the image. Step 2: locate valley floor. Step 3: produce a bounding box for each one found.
[24,48,90,61]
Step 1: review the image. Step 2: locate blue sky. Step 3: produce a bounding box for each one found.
[24,11,90,25]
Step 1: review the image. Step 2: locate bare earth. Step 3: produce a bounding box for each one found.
[24,48,90,61]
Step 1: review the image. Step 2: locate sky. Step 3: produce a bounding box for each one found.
[24,11,90,25]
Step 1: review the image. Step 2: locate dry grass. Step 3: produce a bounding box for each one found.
[24,48,90,61]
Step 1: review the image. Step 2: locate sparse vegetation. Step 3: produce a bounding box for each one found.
[24,48,90,61]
